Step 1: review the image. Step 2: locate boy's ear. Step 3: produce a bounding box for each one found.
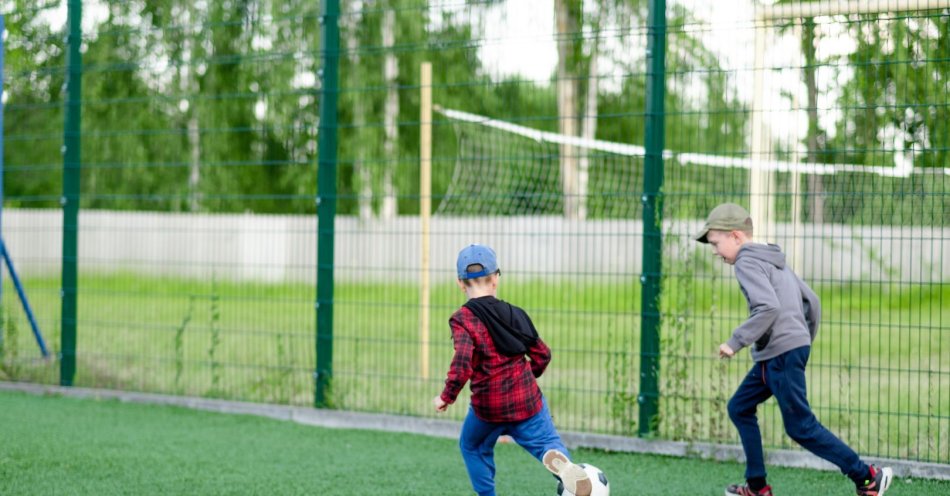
[456,279,467,292]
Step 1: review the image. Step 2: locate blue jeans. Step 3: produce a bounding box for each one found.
[460,398,569,496]
[728,345,869,483]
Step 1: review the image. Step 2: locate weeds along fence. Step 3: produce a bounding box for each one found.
[1,0,948,465]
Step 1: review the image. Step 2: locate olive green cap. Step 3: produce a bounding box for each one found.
[693,203,753,243]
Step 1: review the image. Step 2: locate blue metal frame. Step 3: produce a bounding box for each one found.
[0,240,48,357]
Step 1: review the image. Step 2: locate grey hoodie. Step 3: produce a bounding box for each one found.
[728,243,821,362]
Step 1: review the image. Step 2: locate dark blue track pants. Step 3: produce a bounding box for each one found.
[728,345,869,483]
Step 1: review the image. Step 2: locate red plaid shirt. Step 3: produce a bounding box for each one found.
[439,305,551,422]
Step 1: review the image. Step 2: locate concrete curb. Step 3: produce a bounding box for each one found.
[3,381,947,481]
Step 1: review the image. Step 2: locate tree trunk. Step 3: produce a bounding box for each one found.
[556,0,580,219]
[187,114,201,212]
[802,18,824,224]
[579,37,599,220]
[343,1,373,220]
[178,3,201,212]
[380,8,399,218]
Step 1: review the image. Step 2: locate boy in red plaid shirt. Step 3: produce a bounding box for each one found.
[433,244,592,496]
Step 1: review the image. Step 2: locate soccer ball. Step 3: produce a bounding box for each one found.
[555,463,609,496]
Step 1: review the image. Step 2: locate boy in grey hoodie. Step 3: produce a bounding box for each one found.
[695,203,893,496]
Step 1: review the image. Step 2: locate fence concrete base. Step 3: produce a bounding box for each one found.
[2,381,947,481]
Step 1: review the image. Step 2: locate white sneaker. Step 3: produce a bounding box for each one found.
[543,449,592,496]
[857,465,893,496]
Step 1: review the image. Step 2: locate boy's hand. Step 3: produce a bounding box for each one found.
[433,395,449,412]
[719,343,736,359]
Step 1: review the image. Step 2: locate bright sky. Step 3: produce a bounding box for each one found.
[479,0,558,82]
[477,0,762,81]
[38,1,109,38]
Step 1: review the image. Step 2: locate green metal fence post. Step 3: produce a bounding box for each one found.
[315,0,340,408]
[60,0,83,386]
[638,0,666,437]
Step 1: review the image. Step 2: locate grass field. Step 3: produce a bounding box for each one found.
[2,390,949,495]
[1,272,948,464]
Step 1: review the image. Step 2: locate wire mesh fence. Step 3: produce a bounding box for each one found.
[0,0,947,465]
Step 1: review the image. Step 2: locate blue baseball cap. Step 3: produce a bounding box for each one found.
[456,244,499,280]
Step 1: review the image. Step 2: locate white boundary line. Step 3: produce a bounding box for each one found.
[3,381,949,481]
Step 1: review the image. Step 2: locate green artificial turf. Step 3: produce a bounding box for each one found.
[1,390,949,495]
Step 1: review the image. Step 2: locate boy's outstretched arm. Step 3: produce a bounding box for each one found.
[434,314,475,412]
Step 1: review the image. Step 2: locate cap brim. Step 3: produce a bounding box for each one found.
[693,227,711,243]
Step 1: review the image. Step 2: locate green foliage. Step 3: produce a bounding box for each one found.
[605,321,637,436]
[173,295,195,393]
[0,305,13,380]
[3,3,66,208]
[0,305,20,380]
[207,276,222,397]
[705,268,731,441]
[5,1,948,223]
[4,0,751,218]
[827,13,949,170]
[769,3,950,225]
[248,332,296,404]
[660,229,698,441]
